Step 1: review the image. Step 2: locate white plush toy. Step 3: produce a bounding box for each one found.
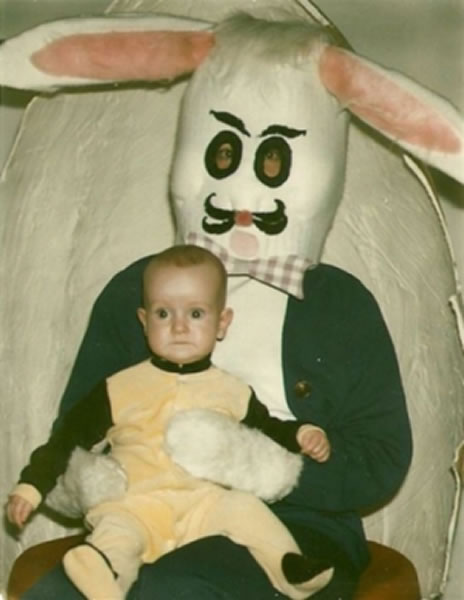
[1,1,464,597]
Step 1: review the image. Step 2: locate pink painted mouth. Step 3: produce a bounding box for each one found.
[230,229,259,258]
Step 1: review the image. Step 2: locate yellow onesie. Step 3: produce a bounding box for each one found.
[62,360,331,599]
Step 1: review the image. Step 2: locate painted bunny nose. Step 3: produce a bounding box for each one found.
[234,210,253,227]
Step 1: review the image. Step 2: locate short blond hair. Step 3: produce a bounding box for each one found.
[142,245,227,308]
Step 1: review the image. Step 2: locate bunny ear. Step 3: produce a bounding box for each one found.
[0,14,214,91]
[319,45,464,184]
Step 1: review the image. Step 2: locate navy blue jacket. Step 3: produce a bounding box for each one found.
[56,257,412,571]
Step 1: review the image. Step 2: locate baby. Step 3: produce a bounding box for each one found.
[7,245,331,599]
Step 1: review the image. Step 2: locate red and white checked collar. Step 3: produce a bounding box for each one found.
[185,233,313,299]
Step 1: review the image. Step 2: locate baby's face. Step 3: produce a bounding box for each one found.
[139,263,232,365]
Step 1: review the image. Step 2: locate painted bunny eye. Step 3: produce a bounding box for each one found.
[205,131,242,179]
[216,144,233,170]
[263,148,282,178]
[254,137,291,188]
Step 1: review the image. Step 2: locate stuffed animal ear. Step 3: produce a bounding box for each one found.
[319,45,464,184]
[0,14,214,91]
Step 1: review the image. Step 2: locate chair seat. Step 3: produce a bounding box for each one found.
[355,541,420,600]
[7,536,420,600]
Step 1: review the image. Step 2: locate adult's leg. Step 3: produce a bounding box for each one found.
[21,533,359,600]
[20,538,276,600]
[134,535,288,600]
[134,534,359,600]
[21,539,273,600]
[20,564,85,600]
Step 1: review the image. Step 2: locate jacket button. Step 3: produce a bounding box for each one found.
[294,380,312,398]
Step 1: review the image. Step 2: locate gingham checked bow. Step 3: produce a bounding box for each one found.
[186,233,314,299]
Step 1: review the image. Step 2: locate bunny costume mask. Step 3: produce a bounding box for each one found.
[172,16,348,265]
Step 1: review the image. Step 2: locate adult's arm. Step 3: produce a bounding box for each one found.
[282,265,413,514]
[55,256,152,425]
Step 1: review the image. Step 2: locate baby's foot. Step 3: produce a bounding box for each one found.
[282,551,333,584]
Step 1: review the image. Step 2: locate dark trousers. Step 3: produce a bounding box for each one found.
[22,534,361,600]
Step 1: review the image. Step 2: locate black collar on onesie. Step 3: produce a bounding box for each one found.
[150,352,212,374]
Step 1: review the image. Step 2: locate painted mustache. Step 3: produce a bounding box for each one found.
[202,194,288,235]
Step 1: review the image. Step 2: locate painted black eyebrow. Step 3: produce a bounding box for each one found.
[259,124,307,138]
[210,110,251,137]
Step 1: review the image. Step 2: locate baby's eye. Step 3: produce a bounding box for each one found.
[155,308,169,319]
[191,309,205,319]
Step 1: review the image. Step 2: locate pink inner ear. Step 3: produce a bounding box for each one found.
[31,30,214,81]
[319,46,461,153]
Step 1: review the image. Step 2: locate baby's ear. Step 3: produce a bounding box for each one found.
[217,307,234,341]
[136,307,148,332]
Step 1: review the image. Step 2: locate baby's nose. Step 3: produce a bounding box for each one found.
[172,316,188,332]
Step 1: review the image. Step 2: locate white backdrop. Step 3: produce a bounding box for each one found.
[0,1,463,597]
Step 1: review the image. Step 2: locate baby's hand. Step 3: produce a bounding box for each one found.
[6,494,34,529]
[297,425,331,462]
